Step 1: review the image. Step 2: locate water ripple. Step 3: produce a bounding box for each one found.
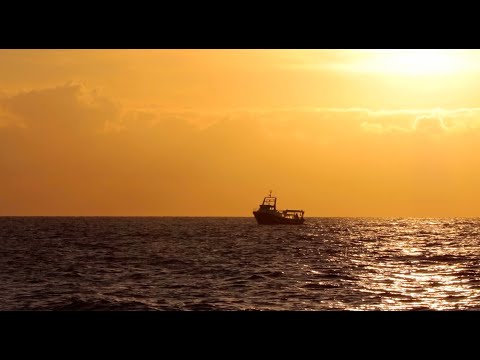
[1,217,480,310]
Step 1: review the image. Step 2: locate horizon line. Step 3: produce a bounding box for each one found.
[2,215,480,219]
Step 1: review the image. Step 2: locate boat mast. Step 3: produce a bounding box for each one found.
[262,189,276,210]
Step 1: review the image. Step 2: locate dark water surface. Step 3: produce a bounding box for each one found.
[1,217,479,310]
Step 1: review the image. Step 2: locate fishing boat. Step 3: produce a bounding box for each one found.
[253,191,305,225]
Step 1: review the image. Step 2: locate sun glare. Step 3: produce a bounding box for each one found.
[353,49,473,76]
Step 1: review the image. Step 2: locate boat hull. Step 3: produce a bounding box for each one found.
[253,211,305,225]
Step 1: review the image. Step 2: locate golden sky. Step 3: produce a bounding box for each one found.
[2,49,480,216]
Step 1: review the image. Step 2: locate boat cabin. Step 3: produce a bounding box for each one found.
[282,210,305,220]
[259,193,277,211]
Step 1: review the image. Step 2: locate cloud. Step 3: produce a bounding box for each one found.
[3,84,480,142]
[0,107,24,128]
[359,108,480,136]
[413,113,447,133]
[0,82,120,134]
[361,121,385,134]
[4,83,480,215]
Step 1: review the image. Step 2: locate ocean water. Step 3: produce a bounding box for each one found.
[1,217,479,311]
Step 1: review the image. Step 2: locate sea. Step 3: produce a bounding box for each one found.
[1,217,479,311]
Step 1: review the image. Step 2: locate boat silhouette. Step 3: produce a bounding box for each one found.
[253,191,305,225]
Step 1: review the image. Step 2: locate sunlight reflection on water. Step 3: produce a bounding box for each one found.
[1,217,480,310]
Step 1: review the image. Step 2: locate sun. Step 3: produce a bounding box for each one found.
[354,49,472,76]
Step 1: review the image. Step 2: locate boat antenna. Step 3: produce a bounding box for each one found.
[269,190,272,197]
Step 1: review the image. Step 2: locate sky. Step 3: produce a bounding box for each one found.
[2,49,480,216]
